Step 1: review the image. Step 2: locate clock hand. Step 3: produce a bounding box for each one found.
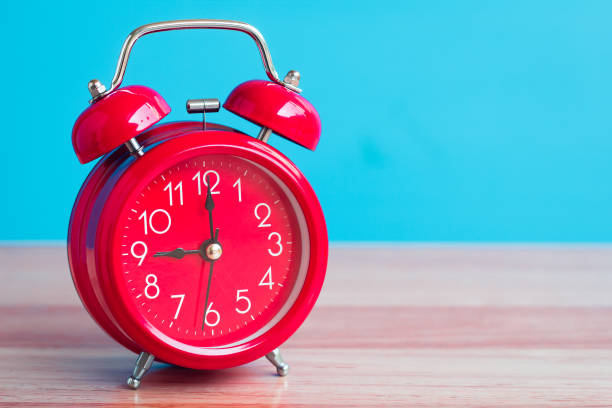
[201,260,215,330]
[193,260,207,327]
[205,175,215,242]
[201,228,220,331]
[153,248,201,259]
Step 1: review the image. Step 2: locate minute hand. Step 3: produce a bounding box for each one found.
[205,175,215,241]
[201,175,219,330]
[201,228,220,330]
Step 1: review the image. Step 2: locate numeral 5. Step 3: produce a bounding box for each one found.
[235,289,252,314]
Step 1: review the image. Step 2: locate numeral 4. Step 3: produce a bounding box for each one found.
[258,266,274,289]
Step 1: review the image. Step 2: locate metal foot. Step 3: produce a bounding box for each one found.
[265,348,289,376]
[127,351,155,389]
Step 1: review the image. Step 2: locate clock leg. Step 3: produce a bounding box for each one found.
[265,348,289,376]
[126,351,155,389]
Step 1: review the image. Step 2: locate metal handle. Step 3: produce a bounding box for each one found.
[103,19,299,94]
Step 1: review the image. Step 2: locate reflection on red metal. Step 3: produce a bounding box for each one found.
[225,80,321,150]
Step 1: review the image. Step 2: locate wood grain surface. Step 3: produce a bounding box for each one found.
[1,245,611,407]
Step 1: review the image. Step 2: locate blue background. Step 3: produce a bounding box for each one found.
[1,0,610,242]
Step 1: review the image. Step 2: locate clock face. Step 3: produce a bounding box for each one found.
[111,154,309,348]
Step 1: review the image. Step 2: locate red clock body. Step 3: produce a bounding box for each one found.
[68,122,327,369]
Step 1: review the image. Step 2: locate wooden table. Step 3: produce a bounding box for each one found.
[1,245,611,407]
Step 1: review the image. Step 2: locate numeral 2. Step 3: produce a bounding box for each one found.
[254,203,271,227]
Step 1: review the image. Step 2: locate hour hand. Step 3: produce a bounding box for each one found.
[153,248,200,259]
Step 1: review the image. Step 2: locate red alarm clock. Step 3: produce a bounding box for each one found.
[68,20,327,389]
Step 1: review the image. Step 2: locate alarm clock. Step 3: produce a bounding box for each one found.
[68,20,327,389]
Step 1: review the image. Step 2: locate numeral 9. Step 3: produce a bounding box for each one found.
[130,241,147,266]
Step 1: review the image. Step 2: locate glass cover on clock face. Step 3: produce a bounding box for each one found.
[112,154,309,347]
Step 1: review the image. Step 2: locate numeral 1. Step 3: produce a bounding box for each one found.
[233,178,242,202]
[192,171,202,195]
